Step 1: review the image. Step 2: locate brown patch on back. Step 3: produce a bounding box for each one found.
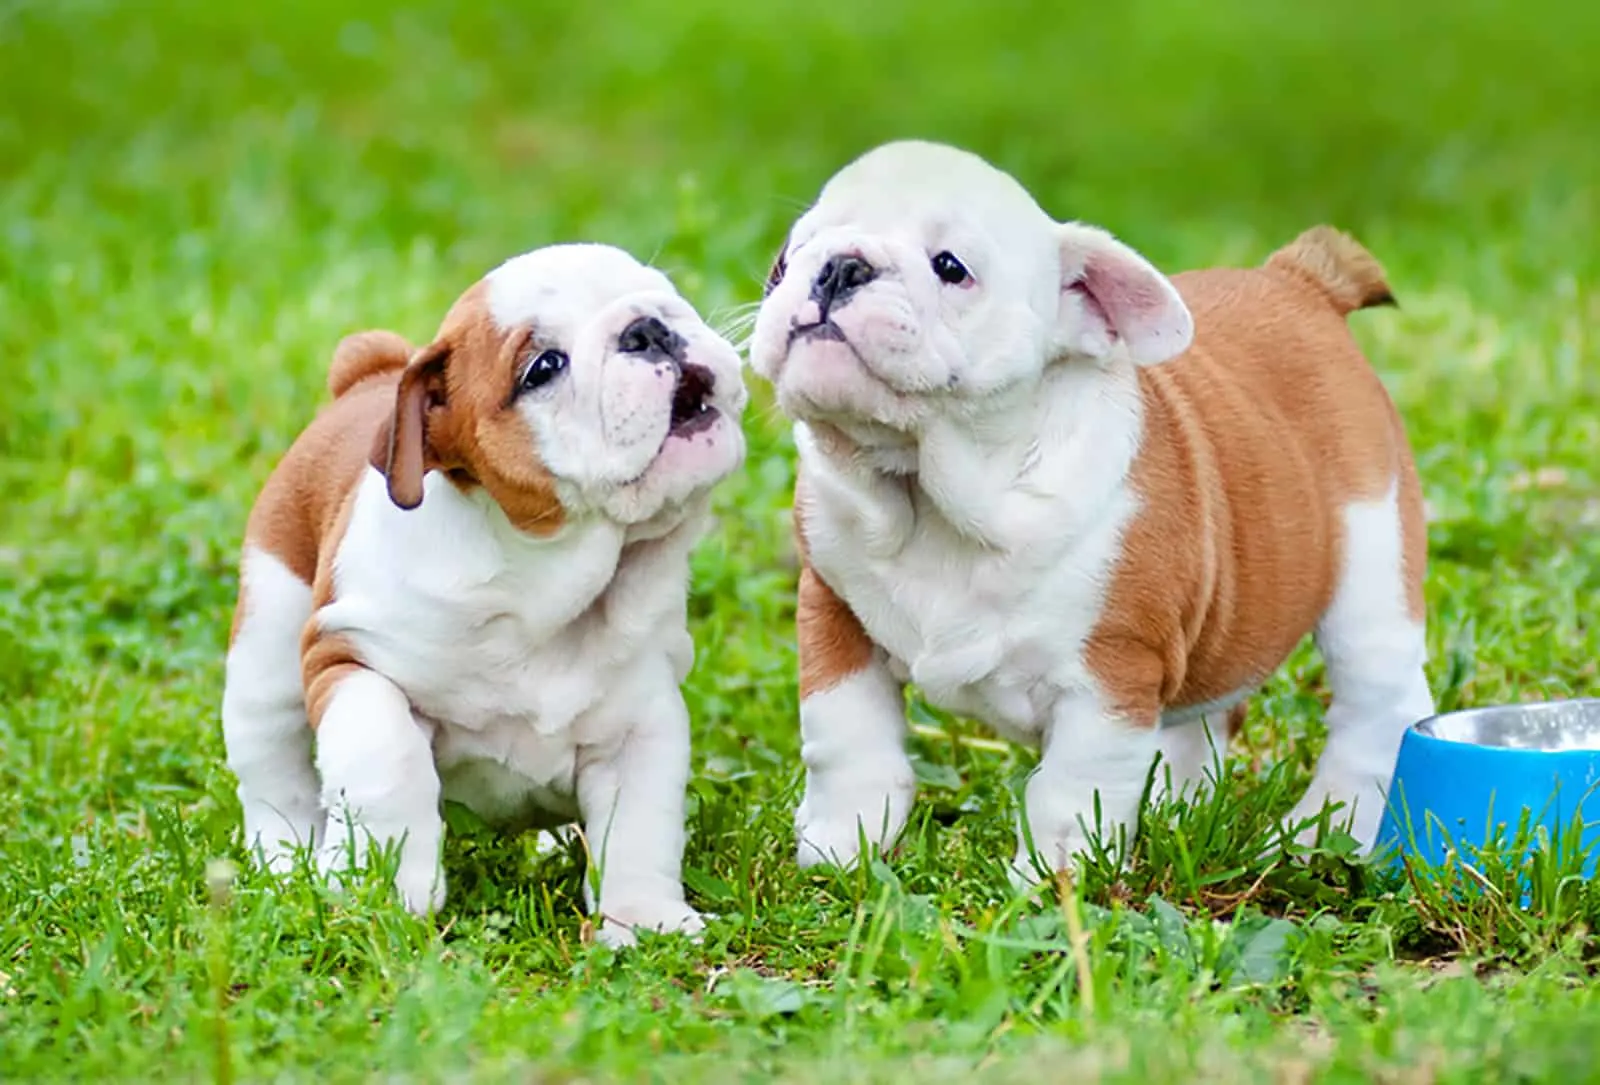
[1085,230,1424,723]
[329,330,413,398]
[795,469,879,699]
[240,376,403,595]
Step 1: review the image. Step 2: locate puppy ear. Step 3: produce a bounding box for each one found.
[379,341,450,510]
[1055,223,1193,366]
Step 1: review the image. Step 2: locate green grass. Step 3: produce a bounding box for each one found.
[3,0,1599,1080]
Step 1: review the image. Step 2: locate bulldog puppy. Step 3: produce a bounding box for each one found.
[749,140,1432,884]
[221,244,746,944]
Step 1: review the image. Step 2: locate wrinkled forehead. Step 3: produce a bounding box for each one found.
[793,142,1054,255]
[480,243,679,336]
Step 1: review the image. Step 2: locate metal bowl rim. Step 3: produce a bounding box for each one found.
[1409,697,1600,750]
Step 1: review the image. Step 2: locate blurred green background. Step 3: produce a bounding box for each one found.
[5,0,1597,493]
[2,0,1599,1079]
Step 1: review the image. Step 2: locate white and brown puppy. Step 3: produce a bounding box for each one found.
[749,140,1432,884]
[221,244,746,944]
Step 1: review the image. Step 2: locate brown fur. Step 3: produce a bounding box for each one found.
[1084,228,1423,724]
[376,282,568,536]
[794,474,878,698]
[328,330,413,398]
[765,248,789,297]
[232,375,398,645]
[231,285,570,722]
[792,227,1425,741]
[1265,226,1396,314]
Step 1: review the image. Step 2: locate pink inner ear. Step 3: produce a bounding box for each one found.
[1068,240,1192,365]
[1081,250,1172,331]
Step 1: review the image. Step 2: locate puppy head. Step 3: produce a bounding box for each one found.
[749,140,1193,447]
[379,244,747,531]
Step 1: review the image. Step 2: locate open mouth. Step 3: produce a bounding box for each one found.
[668,362,719,437]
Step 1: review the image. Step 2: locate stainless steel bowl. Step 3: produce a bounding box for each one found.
[1414,698,1600,752]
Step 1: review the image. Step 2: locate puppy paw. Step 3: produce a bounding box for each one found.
[1009,828,1112,896]
[594,900,705,949]
[242,811,323,877]
[794,786,912,870]
[1008,843,1077,895]
[316,837,445,916]
[393,858,447,916]
[794,812,898,871]
[255,837,311,877]
[795,817,866,869]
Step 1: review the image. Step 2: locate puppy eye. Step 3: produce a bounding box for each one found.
[931,250,971,285]
[764,250,787,297]
[518,349,568,393]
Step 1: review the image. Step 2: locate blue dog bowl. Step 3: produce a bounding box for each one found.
[1375,699,1600,881]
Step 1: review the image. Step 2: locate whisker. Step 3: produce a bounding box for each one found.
[712,301,765,354]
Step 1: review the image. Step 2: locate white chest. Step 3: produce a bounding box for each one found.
[803,466,1134,742]
[317,471,694,825]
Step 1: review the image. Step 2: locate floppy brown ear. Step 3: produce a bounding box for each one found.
[382,342,450,510]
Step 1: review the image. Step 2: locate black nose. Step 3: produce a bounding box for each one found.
[811,254,877,315]
[618,315,683,358]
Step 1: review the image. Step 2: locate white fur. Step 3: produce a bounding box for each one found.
[792,383,1154,873]
[222,245,741,944]
[1012,691,1160,886]
[486,244,748,527]
[758,141,1428,879]
[1290,485,1434,845]
[316,667,444,912]
[222,548,322,870]
[234,470,710,943]
[794,664,915,867]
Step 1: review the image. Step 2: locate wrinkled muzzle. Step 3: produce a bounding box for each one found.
[751,235,943,432]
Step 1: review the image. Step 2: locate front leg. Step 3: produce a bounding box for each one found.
[1011,690,1160,889]
[575,667,702,949]
[792,562,915,869]
[310,665,445,914]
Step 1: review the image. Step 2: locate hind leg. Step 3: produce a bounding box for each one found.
[1287,482,1433,850]
[222,549,324,871]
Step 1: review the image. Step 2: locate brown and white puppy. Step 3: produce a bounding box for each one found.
[221,244,746,943]
[749,141,1432,884]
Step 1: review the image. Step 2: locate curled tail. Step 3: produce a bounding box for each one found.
[328,330,413,398]
[1265,225,1396,315]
